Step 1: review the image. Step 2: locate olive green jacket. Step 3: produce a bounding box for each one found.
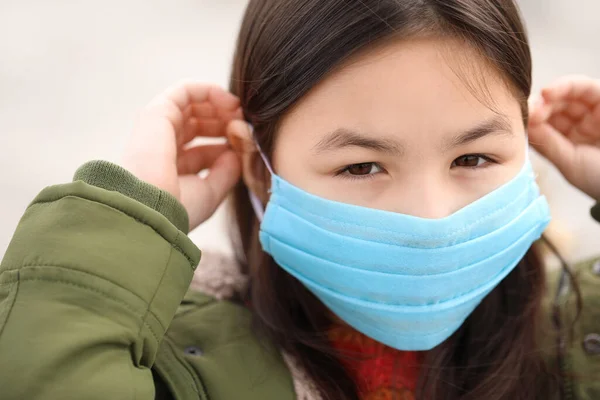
[0,161,599,400]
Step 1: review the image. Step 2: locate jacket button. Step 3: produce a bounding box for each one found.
[592,260,600,276]
[583,333,600,355]
[184,346,203,356]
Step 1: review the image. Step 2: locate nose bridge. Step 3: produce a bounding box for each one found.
[395,172,453,219]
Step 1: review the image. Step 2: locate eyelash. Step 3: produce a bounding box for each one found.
[336,154,497,181]
[336,162,383,181]
[452,154,497,169]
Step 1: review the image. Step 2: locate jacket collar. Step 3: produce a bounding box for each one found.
[191,250,323,400]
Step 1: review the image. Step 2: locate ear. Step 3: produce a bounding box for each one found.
[226,120,270,203]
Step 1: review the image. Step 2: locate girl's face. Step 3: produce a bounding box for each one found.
[271,37,527,219]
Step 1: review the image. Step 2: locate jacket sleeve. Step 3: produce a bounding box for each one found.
[0,161,201,400]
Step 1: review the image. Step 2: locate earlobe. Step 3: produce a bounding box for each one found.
[226,120,270,203]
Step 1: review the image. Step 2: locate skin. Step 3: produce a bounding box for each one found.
[232,37,528,219]
[267,38,526,218]
[121,39,600,231]
[528,75,600,201]
[122,81,243,229]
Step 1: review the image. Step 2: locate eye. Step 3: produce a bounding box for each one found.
[337,162,383,179]
[451,154,494,169]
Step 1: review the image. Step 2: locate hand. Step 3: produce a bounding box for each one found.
[528,75,600,201]
[122,81,243,230]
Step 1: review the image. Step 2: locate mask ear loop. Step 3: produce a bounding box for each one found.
[247,124,274,222]
[524,139,541,180]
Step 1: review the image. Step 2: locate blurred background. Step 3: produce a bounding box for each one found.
[1,0,599,262]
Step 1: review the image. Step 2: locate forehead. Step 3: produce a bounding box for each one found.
[277,37,521,147]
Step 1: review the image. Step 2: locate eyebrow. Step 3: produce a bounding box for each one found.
[443,115,513,151]
[312,128,405,156]
[312,115,513,156]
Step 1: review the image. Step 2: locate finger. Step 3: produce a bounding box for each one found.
[179,150,241,229]
[181,104,243,147]
[176,144,230,175]
[188,104,242,124]
[203,150,242,207]
[541,75,600,107]
[179,118,227,148]
[547,113,574,135]
[574,103,600,139]
[147,82,240,134]
[528,95,553,126]
[184,103,217,120]
[528,122,576,180]
[157,81,240,112]
[564,101,590,120]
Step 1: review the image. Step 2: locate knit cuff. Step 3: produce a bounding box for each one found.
[73,160,190,233]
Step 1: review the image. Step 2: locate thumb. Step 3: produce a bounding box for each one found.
[179,150,241,230]
[528,122,576,181]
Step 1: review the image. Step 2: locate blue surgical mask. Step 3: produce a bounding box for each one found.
[249,141,551,351]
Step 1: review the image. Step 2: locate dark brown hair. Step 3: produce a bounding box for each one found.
[228,1,564,399]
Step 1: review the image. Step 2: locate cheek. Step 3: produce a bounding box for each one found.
[451,135,528,205]
[452,175,504,209]
[318,178,392,207]
[453,161,526,209]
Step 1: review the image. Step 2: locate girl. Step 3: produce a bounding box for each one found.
[1,1,599,399]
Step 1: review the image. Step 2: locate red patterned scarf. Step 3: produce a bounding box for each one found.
[328,321,423,400]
